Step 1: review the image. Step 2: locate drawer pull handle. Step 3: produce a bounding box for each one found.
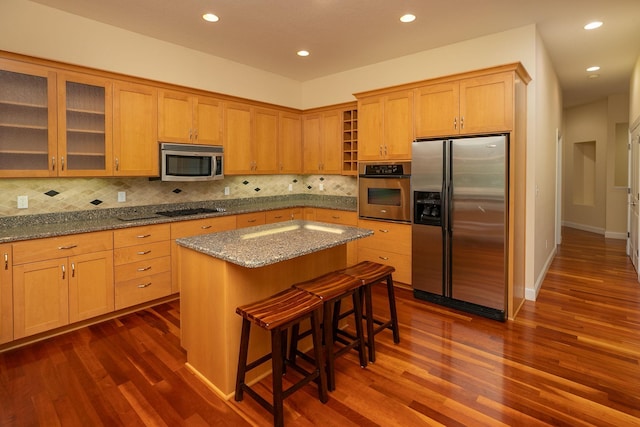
[4,253,7,270]
[137,266,151,272]
[201,225,212,229]
[247,219,256,223]
[137,250,151,255]
[137,282,152,288]
[61,264,66,279]
[136,234,151,238]
[58,244,78,250]
[378,229,390,233]
[273,215,283,219]
[378,256,389,261]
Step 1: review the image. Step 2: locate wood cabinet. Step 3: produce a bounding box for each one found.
[113,224,171,310]
[302,109,342,174]
[265,208,302,224]
[224,102,279,174]
[170,216,236,293]
[113,81,159,176]
[357,219,411,285]
[158,89,222,145]
[0,244,12,344]
[311,208,358,266]
[342,109,358,175]
[236,212,267,228]
[414,72,514,137]
[12,231,113,339]
[278,112,302,174]
[357,90,413,161]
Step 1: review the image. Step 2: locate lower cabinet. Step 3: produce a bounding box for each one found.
[0,244,12,344]
[265,207,302,224]
[114,224,171,310]
[236,212,266,228]
[357,219,411,285]
[11,231,113,339]
[311,208,359,266]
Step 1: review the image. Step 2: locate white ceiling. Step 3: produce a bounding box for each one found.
[30,0,640,107]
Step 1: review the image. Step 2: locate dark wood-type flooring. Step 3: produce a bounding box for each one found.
[1,227,640,426]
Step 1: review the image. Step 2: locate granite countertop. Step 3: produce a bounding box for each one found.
[0,195,356,244]
[176,220,373,268]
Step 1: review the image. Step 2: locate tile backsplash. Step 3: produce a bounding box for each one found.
[0,175,357,216]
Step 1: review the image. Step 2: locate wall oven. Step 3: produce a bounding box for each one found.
[160,143,223,181]
[358,161,411,223]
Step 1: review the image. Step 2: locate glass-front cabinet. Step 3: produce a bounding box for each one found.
[0,60,56,177]
[0,59,113,177]
[57,72,112,176]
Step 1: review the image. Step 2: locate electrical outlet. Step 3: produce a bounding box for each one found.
[319,183,324,191]
[117,191,126,202]
[17,195,28,209]
[224,186,230,196]
[288,184,293,191]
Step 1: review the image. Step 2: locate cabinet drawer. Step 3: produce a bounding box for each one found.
[115,271,172,310]
[114,241,170,265]
[357,247,411,285]
[357,219,411,255]
[13,231,113,265]
[236,212,266,228]
[315,209,357,226]
[114,224,170,248]
[265,208,301,224]
[115,256,171,282]
[170,216,236,239]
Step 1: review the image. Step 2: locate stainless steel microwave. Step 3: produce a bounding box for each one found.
[160,143,223,181]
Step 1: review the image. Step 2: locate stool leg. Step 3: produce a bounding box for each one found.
[235,319,251,401]
[322,301,336,391]
[363,284,376,363]
[352,289,368,368]
[310,309,329,403]
[288,322,300,365]
[271,328,285,427]
[386,275,400,344]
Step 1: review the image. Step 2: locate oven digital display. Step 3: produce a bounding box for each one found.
[368,188,401,206]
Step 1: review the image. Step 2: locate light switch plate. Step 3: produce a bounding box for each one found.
[319,183,324,191]
[288,184,293,191]
[17,195,28,209]
[224,186,230,196]
[117,191,126,202]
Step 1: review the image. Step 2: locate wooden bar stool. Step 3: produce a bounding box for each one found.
[235,288,328,427]
[340,261,400,363]
[290,271,367,391]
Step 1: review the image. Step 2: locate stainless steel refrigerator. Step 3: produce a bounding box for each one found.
[411,134,507,321]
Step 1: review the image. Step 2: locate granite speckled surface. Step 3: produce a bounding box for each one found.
[176,220,373,268]
[0,195,356,244]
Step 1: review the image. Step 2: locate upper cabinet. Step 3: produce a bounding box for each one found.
[113,81,159,176]
[302,108,343,174]
[223,102,278,174]
[414,72,514,138]
[278,111,302,174]
[357,90,413,161]
[158,89,222,145]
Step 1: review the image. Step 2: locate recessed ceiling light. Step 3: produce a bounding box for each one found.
[584,21,603,30]
[400,14,416,23]
[297,50,310,57]
[202,13,219,23]
[586,66,600,72]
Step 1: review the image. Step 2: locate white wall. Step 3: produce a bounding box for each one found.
[631,55,640,126]
[606,93,631,238]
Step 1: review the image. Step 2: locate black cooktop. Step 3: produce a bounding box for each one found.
[155,207,226,217]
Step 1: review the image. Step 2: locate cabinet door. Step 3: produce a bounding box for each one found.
[0,244,12,344]
[0,59,57,177]
[384,91,413,160]
[69,250,114,323]
[302,114,322,173]
[13,257,68,339]
[253,107,279,174]
[321,110,343,174]
[223,102,253,174]
[113,81,159,176]
[357,97,384,160]
[278,112,302,174]
[57,72,113,176]
[158,90,192,143]
[414,82,460,138]
[194,96,222,145]
[459,72,514,134]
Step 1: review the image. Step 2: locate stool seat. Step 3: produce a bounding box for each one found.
[339,261,400,363]
[235,288,328,427]
[291,271,367,391]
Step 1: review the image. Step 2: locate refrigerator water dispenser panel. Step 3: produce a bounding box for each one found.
[414,191,441,225]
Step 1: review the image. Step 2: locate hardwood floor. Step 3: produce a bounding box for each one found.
[1,227,639,426]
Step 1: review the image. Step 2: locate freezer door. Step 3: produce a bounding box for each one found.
[450,135,506,311]
[411,139,444,192]
[412,224,444,295]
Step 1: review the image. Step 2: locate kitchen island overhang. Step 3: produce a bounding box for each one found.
[175,220,373,398]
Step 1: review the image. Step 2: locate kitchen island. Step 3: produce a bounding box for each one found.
[176,220,373,398]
